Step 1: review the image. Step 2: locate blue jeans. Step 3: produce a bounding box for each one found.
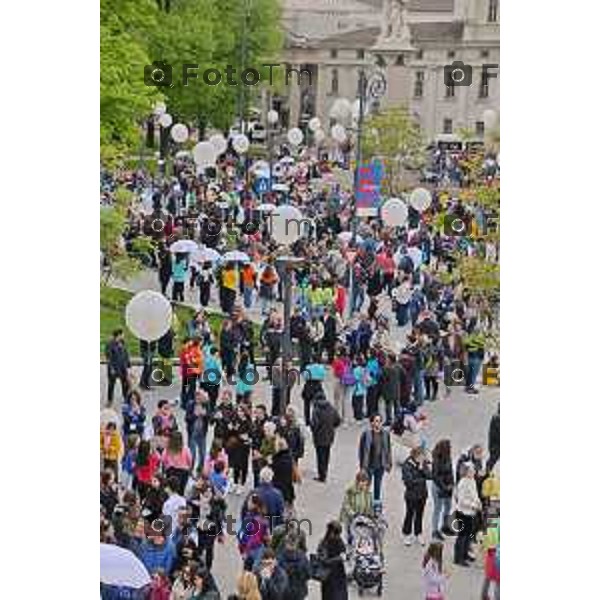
[395,303,409,327]
[352,285,365,313]
[189,434,206,472]
[466,354,483,387]
[243,286,253,309]
[413,369,425,406]
[431,484,452,532]
[369,467,385,503]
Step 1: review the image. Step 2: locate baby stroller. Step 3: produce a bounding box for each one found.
[348,514,387,596]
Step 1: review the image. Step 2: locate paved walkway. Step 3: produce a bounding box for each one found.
[100,363,498,599]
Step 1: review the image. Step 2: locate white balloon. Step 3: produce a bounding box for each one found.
[267,204,304,245]
[483,109,498,129]
[154,102,167,116]
[331,124,347,143]
[170,123,189,143]
[381,198,408,227]
[193,141,218,167]
[158,113,173,128]
[308,117,321,132]
[287,127,304,146]
[209,134,227,156]
[409,187,432,212]
[314,129,326,144]
[267,110,279,125]
[329,98,353,122]
[232,134,250,154]
[125,290,172,341]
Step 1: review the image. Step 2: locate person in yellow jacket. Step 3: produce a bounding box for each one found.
[100,421,123,481]
[221,263,238,314]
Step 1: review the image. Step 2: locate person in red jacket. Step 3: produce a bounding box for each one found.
[179,338,204,410]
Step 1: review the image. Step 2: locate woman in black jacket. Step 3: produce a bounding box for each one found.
[271,436,295,506]
[401,447,432,546]
[431,439,454,540]
[316,521,348,600]
[226,404,253,494]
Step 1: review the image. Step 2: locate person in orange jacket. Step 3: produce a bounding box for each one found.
[179,338,204,411]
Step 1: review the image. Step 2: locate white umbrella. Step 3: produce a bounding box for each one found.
[169,239,199,254]
[257,203,276,213]
[192,247,221,263]
[280,156,295,164]
[338,231,364,244]
[100,543,151,589]
[222,250,250,263]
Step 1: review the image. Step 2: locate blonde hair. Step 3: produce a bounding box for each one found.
[237,571,261,600]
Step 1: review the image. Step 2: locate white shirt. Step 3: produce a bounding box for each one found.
[162,493,187,523]
[455,477,481,516]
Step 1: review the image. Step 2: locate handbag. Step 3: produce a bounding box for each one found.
[309,553,331,582]
[341,366,357,386]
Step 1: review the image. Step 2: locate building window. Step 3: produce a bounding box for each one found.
[488,0,499,22]
[448,50,455,59]
[481,49,489,59]
[443,118,453,134]
[357,49,365,59]
[395,54,405,66]
[414,71,424,98]
[475,121,485,136]
[479,70,489,98]
[330,49,338,59]
[330,68,338,95]
[445,81,455,98]
[416,49,424,60]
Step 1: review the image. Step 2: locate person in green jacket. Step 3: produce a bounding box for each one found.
[339,470,374,544]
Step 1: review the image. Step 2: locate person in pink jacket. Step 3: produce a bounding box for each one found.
[422,542,447,600]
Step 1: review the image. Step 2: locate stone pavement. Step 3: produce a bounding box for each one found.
[100,362,499,599]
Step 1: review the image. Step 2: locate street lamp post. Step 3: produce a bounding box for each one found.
[348,70,387,316]
[267,108,279,192]
[275,255,304,408]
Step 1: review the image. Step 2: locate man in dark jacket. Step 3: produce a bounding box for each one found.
[310,389,341,482]
[322,308,338,363]
[254,548,289,600]
[276,535,311,600]
[105,329,130,405]
[487,405,500,472]
[380,354,402,425]
[358,414,393,503]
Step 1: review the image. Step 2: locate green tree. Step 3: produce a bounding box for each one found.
[361,106,426,196]
[100,188,150,283]
[100,0,162,163]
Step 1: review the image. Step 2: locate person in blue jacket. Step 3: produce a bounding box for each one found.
[172,253,188,302]
[137,532,177,576]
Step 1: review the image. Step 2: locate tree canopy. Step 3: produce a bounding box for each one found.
[100,0,282,163]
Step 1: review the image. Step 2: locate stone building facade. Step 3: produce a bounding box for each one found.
[272,0,499,142]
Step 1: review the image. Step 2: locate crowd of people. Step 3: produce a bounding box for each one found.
[101,140,500,599]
